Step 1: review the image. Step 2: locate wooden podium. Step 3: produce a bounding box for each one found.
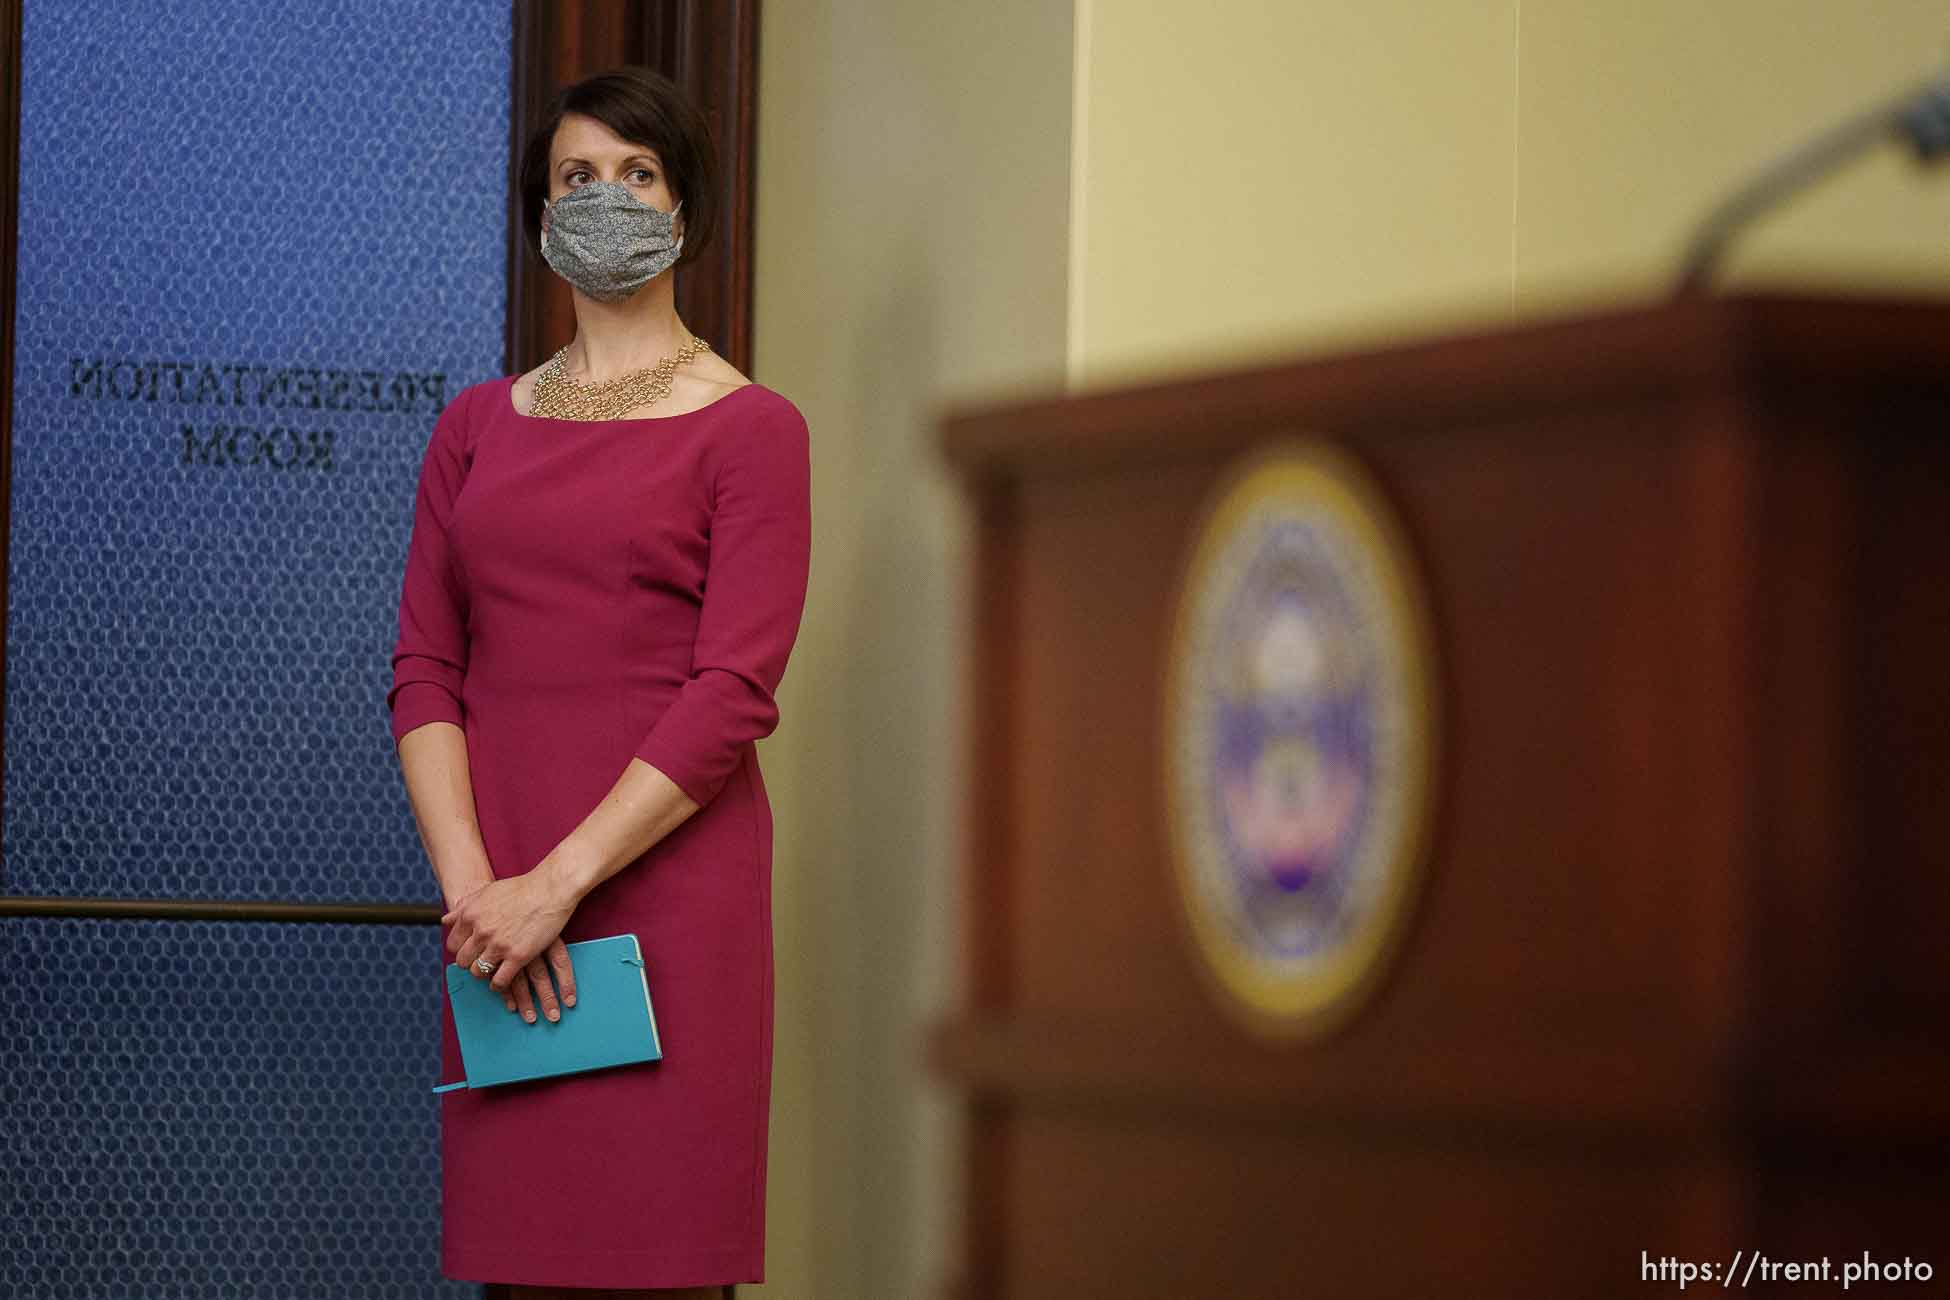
[926,293,1950,1299]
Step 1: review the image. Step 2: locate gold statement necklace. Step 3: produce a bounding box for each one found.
[528,335,713,421]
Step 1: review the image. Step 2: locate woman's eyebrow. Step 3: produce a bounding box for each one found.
[556,154,662,169]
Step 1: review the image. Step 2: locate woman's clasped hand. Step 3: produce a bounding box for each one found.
[443,870,582,1025]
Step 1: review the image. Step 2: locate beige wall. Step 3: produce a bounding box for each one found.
[747,0,1072,1294]
[1073,0,1950,389]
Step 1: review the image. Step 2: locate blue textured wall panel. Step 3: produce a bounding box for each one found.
[0,917,474,1297]
[4,0,510,902]
[4,0,511,1291]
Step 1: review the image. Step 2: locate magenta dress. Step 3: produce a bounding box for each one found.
[385,373,811,1288]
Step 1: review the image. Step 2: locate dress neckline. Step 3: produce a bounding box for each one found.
[503,373,763,424]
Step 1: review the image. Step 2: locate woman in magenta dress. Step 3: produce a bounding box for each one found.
[386,67,810,1298]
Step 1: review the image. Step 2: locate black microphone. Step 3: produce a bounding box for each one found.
[1673,63,1950,295]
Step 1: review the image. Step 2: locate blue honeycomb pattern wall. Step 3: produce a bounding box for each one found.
[3,0,511,1293]
[4,0,509,903]
[0,917,473,1298]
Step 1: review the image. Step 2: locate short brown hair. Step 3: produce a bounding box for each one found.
[516,66,718,271]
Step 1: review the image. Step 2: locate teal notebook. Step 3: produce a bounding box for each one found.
[432,933,663,1092]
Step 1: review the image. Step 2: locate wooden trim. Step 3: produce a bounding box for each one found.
[507,0,761,378]
[504,0,551,379]
[927,1014,1729,1141]
[0,895,442,924]
[644,0,761,378]
[934,292,1950,480]
[926,1015,1950,1147]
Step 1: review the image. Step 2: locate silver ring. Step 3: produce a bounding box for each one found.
[474,957,497,975]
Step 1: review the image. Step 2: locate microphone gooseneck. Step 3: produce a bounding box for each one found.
[1674,64,1950,296]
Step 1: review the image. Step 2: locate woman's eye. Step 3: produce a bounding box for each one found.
[631,168,655,182]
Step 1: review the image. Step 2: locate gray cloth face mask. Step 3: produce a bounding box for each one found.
[540,181,684,302]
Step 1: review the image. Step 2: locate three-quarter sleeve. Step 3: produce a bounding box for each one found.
[386,386,475,748]
[633,398,812,807]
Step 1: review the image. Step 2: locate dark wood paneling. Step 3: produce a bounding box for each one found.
[647,0,759,378]
[1000,1109,1739,1300]
[930,292,1950,1297]
[973,397,1749,1032]
[507,0,760,378]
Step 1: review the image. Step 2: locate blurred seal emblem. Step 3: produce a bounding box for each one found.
[1162,440,1435,1039]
